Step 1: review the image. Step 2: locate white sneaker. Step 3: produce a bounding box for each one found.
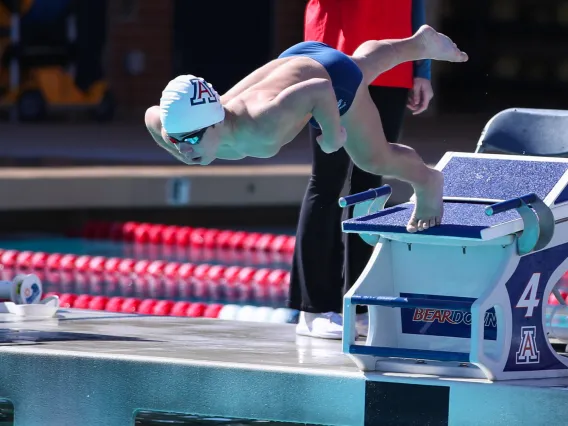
[356,313,369,337]
[296,311,350,340]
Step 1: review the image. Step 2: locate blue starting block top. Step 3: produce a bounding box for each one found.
[343,202,519,239]
[342,153,568,241]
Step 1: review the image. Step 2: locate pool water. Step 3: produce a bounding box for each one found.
[0,228,297,320]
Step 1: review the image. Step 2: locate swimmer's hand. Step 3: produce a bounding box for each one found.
[316,126,347,153]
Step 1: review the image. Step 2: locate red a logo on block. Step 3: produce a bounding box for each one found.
[516,326,540,364]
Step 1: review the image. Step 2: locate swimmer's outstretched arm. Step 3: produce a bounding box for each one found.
[266,78,345,153]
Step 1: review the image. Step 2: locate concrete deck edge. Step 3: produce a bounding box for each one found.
[0,165,413,210]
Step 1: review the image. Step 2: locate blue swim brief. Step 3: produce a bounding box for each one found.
[278,41,363,129]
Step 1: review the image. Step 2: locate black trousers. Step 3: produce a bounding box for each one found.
[288,85,409,313]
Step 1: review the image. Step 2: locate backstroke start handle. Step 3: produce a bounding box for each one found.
[485,193,538,216]
[338,185,392,208]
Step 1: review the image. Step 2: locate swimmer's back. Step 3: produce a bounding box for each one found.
[221,56,329,103]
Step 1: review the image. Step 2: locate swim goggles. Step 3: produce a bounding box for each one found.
[167,126,208,146]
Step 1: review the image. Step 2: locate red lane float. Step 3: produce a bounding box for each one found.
[0,249,291,306]
[76,221,296,254]
[44,291,225,318]
[1,250,19,268]
[40,291,299,324]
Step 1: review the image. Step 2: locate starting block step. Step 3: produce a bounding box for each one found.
[350,295,473,310]
[340,152,568,382]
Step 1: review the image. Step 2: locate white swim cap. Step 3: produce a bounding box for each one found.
[160,74,225,135]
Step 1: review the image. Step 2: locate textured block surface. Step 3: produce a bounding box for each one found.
[343,202,519,238]
[442,157,567,201]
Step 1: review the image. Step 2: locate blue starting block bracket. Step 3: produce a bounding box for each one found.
[485,192,555,255]
[340,152,568,381]
[339,185,392,245]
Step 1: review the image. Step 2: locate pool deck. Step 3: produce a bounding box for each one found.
[0,309,567,425]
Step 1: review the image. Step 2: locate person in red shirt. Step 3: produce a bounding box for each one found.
[291,0,433,339]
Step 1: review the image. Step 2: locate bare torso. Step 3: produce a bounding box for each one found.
[218,56,330,158]
[150,25,471,234]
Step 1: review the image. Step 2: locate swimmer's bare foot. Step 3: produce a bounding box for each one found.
[407,168,444,233]
[414,25,468,63]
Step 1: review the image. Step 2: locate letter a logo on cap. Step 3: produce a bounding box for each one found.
[190,79,218,106]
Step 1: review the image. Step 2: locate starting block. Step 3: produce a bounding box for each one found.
[340,152,568,381]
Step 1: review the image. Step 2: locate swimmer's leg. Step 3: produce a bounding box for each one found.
[351,25,468,85]
[341,87,443,233]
